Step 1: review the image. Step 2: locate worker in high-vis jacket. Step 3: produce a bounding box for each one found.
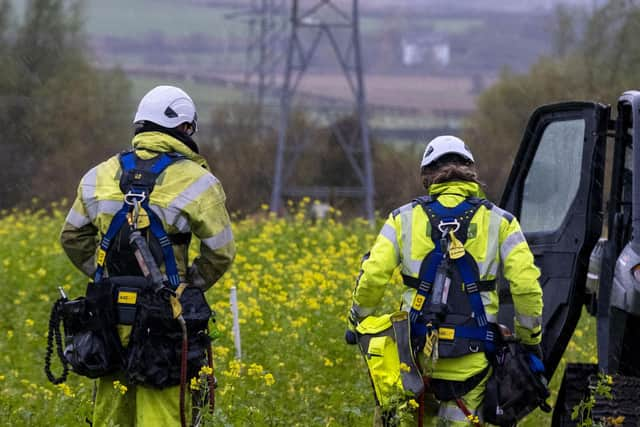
[348,135,543,426]
[60,85,235,427]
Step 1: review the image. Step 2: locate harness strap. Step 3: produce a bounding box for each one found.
[454,254,488,327]
[402,275,496,292]
[94,151,185,287]
[452,325,496,342]
[94,208,130,283]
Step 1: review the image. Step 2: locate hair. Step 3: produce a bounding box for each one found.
[421,154,482,190]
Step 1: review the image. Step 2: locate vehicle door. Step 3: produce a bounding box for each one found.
[498,101,609,379]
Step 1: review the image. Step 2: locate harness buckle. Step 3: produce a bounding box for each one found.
[438,219,460,233]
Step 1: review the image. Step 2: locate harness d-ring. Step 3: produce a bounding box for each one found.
[438,219,460,233]
[124,190,147,206]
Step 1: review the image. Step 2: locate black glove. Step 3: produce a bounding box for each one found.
[344,329,358,345]
[345,307,359,345]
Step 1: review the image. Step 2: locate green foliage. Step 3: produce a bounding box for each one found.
[571,373,613,427]
[0,0,132,208]
[465,0,640,199]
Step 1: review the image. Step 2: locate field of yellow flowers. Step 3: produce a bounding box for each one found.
[0,200,596,426]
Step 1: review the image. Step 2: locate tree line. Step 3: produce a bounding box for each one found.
[465,0,640,200]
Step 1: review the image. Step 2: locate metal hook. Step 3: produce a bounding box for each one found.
[438,219,460,233]
[124,190,146,206]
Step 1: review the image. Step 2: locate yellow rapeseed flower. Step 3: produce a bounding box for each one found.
[248,363,264,377]
[25,319,34,327]
[112,380,128,395]
[263,373,275,386]
[57,383,75,398]
[199,365,213,376]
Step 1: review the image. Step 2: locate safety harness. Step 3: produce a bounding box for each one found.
[94,150,185,287]
[404,196,496,426]
[405,195,496,362]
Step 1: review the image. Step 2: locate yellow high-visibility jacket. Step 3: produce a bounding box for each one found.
[352,180,542,381]
[60,131,236,290]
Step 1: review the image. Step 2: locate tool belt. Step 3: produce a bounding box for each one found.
[46,276,212,388]
[355,311,424,409]
[483,340,551,426]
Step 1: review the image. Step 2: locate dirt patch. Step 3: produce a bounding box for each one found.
[236,73,476,115]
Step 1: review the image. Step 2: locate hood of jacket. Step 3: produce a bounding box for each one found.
[428,180,487,199]
[131,131,210,170]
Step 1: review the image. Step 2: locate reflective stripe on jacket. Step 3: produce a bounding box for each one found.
[60,131,236,290]
[352,180,542,381]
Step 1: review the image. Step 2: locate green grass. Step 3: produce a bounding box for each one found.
[85,0,243,39]
[0,202,598,425]
[8,0,243,38]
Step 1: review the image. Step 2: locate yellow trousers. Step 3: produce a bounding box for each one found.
[92,372,191,427]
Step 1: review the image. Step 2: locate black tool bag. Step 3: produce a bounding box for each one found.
[125,286,212,388]
[61,280,124,378]
[483,341,551,426]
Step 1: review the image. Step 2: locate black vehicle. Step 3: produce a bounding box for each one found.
[498,90,640,425]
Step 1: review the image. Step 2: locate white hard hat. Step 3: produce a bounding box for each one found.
[133,85,198,134]
[420,135,474,168]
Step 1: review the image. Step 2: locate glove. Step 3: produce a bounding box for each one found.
[345,329,358,345]
[345,307,359,345]
[523,343,545,374]
[523,343,543,360]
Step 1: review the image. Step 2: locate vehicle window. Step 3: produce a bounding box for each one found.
[519,119,585,233]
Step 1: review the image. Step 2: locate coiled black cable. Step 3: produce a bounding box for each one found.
[44,298,69,384]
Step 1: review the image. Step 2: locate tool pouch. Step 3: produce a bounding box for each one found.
[125,286,211,388]
[356,311,424,409]
[483,340,551,426]
[61,280,124,378]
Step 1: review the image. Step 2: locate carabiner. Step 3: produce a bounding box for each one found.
[124,190,147,206]
[438,218,460,233]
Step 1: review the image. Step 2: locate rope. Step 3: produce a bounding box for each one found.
[455,398,482,427]
[418,376,430,427]
[44,298,69,384]
[178,317,188,427]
